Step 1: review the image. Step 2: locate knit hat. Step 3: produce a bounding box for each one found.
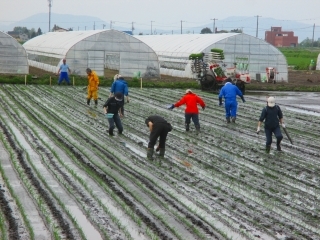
[115,92,123,101]
[267,97,275,107]
[185,89,193,94]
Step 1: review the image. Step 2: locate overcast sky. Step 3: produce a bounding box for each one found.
[1,0,320,31]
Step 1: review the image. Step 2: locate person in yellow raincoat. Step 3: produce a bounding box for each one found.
[86,68,100,108]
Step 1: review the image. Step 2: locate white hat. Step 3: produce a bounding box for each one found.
[185,89,193,94]
[267,97,275,107]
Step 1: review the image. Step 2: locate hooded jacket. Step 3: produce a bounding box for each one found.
[174,92,205,114]
[110,79,129,96]
[218,82,243,102]
[87,71,99,91]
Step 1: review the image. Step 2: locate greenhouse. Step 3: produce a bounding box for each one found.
[135,33,288,82]
[0,31,29,74]
[23,29,160,78]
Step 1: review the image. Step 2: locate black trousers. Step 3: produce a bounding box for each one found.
[148,123,169,149]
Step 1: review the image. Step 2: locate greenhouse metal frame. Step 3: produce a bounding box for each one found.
[135,33,288,82]
[23,29,160,78]
[0,31,29,74]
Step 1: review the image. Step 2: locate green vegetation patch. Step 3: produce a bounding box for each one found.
[279,47,320,70]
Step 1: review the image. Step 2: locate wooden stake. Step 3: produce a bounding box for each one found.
[25,75,26,85]
[140,77,142,89]
[73,76,75,86]
[50,76,51,86]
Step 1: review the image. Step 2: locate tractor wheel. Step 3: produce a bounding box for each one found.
[200,74,217,91]
[236,81,246,95]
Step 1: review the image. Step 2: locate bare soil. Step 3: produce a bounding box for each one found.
[29,66,320,86]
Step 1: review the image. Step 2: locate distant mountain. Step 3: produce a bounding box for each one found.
[0,13,130,33]
[0,14,316,43]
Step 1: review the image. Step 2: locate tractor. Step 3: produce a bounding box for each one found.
[190,49,250,95]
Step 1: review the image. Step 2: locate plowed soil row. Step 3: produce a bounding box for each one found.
[0,84,319,240]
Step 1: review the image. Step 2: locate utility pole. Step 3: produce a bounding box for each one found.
[48,0,52,32]
[181,20,185,34]
[132,22,135,34]
[151,21,155,35]
[102,24,106,29]
[93,21,95,30]
[210,18,218,33]
[85,26,86,30]
[312,23,315,47]
[255,15,261,38]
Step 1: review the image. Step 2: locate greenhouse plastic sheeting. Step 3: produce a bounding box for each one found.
[135,33,288,81]
[0,32,28,74]
[23,29,160,78]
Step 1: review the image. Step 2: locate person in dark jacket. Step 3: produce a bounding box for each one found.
[145,115,172,160]
[110,75,129,116]
[168,89,205,132]
[218,78,245,123]
[103,92,124,136]
[257,96,285,153]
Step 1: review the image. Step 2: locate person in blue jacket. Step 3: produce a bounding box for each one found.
[218,78,245,123]
[110,74,129,116]
[57,59,71,85]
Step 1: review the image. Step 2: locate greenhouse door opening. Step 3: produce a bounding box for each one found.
[87,51,105,76]
[105,53,120,76]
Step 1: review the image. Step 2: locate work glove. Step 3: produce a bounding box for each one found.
[168,104,175,110]
[256,126,261,134]
[241,96,246,103]
[202,106,205,111]
[281,123,286,128]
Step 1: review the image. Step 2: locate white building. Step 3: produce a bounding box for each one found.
[135,33,288,82]
[23,29,160,78]
[0,31,29,74]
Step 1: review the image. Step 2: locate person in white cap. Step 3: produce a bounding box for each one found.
[110,74,129,116]
[168,89,205,132]
[218,78,245,123]
[257,96,285,153]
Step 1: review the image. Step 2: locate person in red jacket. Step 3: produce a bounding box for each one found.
[168,89,206,132]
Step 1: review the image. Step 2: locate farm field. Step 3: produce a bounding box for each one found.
[0,85,320,240]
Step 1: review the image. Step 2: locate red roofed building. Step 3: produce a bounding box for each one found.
[265,27,298,47]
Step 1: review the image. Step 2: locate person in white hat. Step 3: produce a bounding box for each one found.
[257,96,285,153]
[110,74,129,116]
[168,89,205,132]
[218,78,245,123]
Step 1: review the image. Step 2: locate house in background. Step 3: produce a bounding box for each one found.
[265,27,298,47]
[7,31,29,42]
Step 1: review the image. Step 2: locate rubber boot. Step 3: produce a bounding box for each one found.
[226,117,231,123]
[108,128,114,136]
[231,117,236,123]
[159,148,165,158]
[185,123,190,131]
[266,145,271,154]
[94,99,98,108]
[156,145,160,152]
[276,144,282,151]
[147,148,154,160]
[195,125,200,132]
[87,99,90,106]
